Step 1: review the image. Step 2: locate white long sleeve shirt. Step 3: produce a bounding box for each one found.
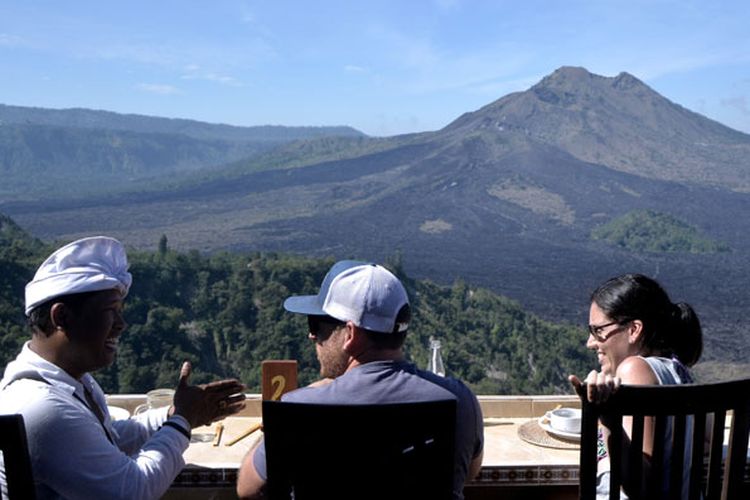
[0,342,190,500]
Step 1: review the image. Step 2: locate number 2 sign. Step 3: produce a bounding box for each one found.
[262,360,298,401]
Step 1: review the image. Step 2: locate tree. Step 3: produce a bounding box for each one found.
[158,234,168,256]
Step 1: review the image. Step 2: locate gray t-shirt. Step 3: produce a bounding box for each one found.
[253,360,484,500]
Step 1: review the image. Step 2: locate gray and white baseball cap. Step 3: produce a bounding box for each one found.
[284,260,409,334]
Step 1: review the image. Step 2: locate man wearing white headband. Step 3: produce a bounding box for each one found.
[0,236,246,500]
[237,261,484,500]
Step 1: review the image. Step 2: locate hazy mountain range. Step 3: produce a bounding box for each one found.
[0,103,363,200]
[1,66,748,377]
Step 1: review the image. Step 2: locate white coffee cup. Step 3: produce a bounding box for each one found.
[133,388,175,415]
[549,407,581,434]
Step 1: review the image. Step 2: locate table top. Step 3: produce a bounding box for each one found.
[483,417,579,465]
[174,416,581,488]
[182,416,579,467]
[172,414,747,490]
[183,417,263,467]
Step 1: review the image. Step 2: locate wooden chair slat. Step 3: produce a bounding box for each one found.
[609,414,623,500]
[670,412,687,500]
[579,402,599,500]
[688,412,706,500]
[706,411,726,500]
[629,414,645,496]
[723,405,750,500]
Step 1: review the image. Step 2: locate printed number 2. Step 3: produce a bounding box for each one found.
[271,375,286,400]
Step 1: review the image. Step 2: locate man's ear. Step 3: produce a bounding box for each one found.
[342,321,361,352]
[50,302,68,332]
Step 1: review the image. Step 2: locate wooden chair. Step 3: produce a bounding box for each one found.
[578,377,750,500]
[0,414,36,500]
[262,399,456,500]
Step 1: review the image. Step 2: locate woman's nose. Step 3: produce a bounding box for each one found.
[586,334,597,349]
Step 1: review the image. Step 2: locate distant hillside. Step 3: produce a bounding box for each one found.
[0,103,363,142]
[0,124,268,198]
[3,68,750,378]
[0,104,365,201]
[170,134,418,187]
[591,210,730,253]
[0,216,592,395]
[0,213,37,246]
[0,215,44,360]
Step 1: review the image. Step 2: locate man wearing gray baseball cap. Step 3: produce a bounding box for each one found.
[0,236,246,500]
[237,260,484,500]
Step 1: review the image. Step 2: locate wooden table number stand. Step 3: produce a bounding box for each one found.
[261,360,298,401]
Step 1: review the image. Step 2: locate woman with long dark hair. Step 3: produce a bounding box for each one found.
[569,273,703,499]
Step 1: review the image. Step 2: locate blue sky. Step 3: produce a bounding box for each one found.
[1,1,749,137]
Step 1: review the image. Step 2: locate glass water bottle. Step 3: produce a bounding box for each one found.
[427,337,446,377]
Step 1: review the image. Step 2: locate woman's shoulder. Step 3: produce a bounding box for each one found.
[615,356,660,385]
[636,356,692,385]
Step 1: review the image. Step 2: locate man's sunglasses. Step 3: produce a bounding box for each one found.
[307,315,346,339]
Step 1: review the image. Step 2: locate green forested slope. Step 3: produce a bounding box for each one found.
[591,209,730,253]
[0,227,592,395]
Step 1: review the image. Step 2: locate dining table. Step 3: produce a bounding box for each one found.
[155,395,583,500]
[104,393,746,500]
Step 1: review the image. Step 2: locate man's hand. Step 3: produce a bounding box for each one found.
[171,361,246,428]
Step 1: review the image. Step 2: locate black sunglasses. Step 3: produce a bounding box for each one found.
[307,315,346,340]
[587,319,631,342]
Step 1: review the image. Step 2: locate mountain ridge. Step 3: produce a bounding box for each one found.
[443,66,750,191]
[0,103,364,142]
[0,104,367,201]
[2,67,749,373]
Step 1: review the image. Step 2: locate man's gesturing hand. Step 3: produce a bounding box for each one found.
[171,361,246,428]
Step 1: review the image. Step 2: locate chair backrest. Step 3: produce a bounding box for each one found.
[578,377,750,500]
[0,414,36,500]
[262,399,456,500]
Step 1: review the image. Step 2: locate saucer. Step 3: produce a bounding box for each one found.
[538,416,580,441]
